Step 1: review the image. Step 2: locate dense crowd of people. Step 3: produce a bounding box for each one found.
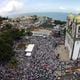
[27,36,58,79]
[0,36,80,80]
[18,36,60,80]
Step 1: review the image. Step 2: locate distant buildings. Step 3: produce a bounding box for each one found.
[34,16,48,27]
[65,13,80,60]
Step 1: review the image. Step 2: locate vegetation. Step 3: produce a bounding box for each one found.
[0,16,8,25]
[0,38,13,62]
[41,23,53,29]
[45,24,53,28]
[32,15,38,22]
[26,31,33,36]
[0,23,25,64]
[17,43,26,49]
[0,16,8,21]
[40,20,66,29]
[54,20,66,25]
[25,28,33,36]
[8,56,18,68]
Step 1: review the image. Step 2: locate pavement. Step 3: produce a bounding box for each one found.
[54,45,70,61]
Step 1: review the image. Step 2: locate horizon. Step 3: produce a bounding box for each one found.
[0,0,80,16]
[8,12,68,21]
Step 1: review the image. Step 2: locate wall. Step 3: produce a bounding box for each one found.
[72,41,80,60]
[65,32,73,58]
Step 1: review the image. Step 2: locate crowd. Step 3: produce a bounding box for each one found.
[20,36,59,80]
[0,36,80,80]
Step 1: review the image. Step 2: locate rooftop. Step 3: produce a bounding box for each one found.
[32,29,51,36]
[67,14,80,24]
[75,15,80,23]
[67,13,74,21]
[25,44,35,52]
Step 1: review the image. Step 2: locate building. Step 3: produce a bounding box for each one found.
[32,30,51,37]
[52,25,61,37]
[25,44,35,56]
[65,13,80,60]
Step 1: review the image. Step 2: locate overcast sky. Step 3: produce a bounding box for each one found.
[0,0,80,16]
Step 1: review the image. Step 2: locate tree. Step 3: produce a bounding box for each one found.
[0,38,13,62]
[26,31,33,36]
[33,15,38,22]
[0,31,13,45]
[0,23,25,63]
[54,20,66,25]
[0,16,8,21]
[1,23,12,31]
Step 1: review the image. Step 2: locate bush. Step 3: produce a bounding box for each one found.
[9,57,18,68]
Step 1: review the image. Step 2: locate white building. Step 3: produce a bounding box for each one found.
[65,14,80,60]
[25,44,35,56]
[32,30,51,37]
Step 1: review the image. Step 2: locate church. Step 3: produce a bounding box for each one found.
[65,13,80,60]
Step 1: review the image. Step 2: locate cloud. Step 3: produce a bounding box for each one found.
[76,8,80,12]
[0,0,24,16]
[59,6,66,10]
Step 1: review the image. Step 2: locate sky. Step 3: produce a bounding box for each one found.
[0,0,80,16]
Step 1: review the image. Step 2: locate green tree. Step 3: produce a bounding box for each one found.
[54,20,66,25]
[33,15,38,22]
[0,23,25,63]
[0,38,13,62]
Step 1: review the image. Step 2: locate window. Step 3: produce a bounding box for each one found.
[77,26,80,37]
[78,49,80,58]
[78,26,80,33]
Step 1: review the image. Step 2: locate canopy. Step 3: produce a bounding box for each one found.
[25,44,35,52]
[26,52,31,56]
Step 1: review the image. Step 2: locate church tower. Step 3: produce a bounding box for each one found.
[65,13,80,60]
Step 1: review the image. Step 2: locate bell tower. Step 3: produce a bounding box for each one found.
[65,13,80,60]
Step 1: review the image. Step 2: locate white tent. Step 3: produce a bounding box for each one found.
[25,52,31,57]
[25,44,35,57]
[25,44,35,52]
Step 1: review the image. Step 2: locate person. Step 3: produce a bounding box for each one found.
[55,43,57,48]
[74,59,79,67]
[56,54,60,59]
